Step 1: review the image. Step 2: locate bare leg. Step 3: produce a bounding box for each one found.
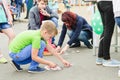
[1,27,15,44]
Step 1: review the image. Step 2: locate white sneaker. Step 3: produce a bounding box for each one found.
[0,57,7,64]
[102,59,120,67]
[96,58,103,65]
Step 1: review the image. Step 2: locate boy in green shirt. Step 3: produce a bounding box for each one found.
[9,20,71,73]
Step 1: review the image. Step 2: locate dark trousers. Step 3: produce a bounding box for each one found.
[97,1,115,60]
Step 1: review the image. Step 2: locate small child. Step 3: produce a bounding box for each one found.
[9,20,71,73]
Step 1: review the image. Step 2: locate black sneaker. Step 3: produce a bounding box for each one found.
[69,43,81,48]
[24,17,28,19]
[28,67,46,73]
[87,44,93,49]
[10,60,23,71]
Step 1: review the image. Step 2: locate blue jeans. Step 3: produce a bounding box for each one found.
[9,40,46,70]
[67,30,92,47]
[115,17,120,28]
[16,4,21,19]
[0,23,10,30]
[51,17,58,28]
[51,17,58,43]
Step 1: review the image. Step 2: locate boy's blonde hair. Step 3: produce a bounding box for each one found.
[40,20,58,36]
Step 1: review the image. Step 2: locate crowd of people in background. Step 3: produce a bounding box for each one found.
[0,0,120,77]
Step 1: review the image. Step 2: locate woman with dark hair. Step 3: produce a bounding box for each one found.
[56,11,93,54]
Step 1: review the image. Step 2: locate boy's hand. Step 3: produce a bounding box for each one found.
[40,9,50,17]
[48,61,57,68]
[62,60,71,67]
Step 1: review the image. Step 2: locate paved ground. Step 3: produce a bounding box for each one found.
[0,5,120,80]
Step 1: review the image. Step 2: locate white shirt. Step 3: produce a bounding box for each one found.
[112,0,120,17]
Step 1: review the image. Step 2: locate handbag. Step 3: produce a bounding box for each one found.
[0,4,7,23]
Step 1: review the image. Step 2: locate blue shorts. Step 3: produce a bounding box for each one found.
[0,23,11,31]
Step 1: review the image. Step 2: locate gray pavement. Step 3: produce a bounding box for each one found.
[0,5,120,80]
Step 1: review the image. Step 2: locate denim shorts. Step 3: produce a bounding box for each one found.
[0,23,10,31]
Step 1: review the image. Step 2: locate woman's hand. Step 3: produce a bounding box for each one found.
[60,44,69,54]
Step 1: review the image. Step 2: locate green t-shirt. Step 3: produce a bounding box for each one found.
[9,30,43,53]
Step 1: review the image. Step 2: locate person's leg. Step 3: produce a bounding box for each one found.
[9,44,33,65]
[28,40,46,70]
[98,1,115,60]
[16,5,21,19]
[115,17,120,28]
[28,40,46,72]
[50,17,58,28]
[78,30,92,49]
[9,40,46,70]
[96,2,120,67]
[26,0,33,18]
[1,23,15,44]
[67,30,80,47]
[97,2,105,58]
[50,17,58,44]
[24,9,29,19]
[67,30,73,38]
[9,44,33,71]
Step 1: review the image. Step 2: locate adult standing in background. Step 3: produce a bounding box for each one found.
[112,0,120,28]
[15,0,23,19]
[96,0,120,67]
[24,0,33,19]
[112,0,120,76]
[0,0,15,63]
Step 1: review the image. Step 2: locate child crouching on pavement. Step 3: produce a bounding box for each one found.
[9,20,71,73]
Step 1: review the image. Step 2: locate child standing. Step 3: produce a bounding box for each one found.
[9,20,71,73]
[0,0,15,63]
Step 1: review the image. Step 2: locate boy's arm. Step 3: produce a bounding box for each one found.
[31,48,56,67]
[46,43,71,67]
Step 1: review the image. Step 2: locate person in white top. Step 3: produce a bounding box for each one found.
[96,0,120,67]
[112,0,120,77]
[112,0,120,28]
